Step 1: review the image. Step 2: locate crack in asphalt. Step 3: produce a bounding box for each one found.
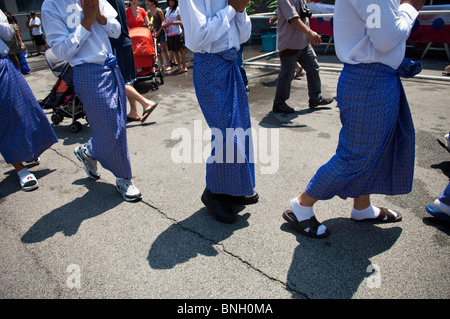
[141,200,309,299]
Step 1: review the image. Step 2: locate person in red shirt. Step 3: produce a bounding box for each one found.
[126,0,150,29]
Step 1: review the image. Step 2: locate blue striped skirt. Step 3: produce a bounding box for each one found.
[305,62,415,200]
[0,56,58,164]
[193,49,255,196]
[73,55,132,180]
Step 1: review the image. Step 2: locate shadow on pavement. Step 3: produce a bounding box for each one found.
[282,217,402,299]
[21,179,124,243]
[147,210,250,269]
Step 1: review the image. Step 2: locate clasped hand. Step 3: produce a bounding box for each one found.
[228,0,251,13]
[80,0,106,29]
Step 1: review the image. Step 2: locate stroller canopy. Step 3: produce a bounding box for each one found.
[129,27,156,70]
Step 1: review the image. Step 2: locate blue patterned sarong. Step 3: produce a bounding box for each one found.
[73,55,132,179]
[305,62,415,200]
[193,49,255,196]
[0,56,58,164]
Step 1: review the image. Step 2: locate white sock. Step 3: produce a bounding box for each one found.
[290,198,314,221]
[289,198,327,235]
[351,205,380,220]
[17,168,30,180]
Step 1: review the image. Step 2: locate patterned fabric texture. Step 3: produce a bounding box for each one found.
[0,57,58,164]
[73,55,132,180]
[305,62,415,200]
[193,49,255,196]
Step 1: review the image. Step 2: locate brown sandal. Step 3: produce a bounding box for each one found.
[282,210,330,238]
[354,207,402,223]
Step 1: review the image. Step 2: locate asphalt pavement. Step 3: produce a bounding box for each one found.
[0,43,449,302]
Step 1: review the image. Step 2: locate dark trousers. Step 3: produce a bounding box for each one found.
[273,44,322,106]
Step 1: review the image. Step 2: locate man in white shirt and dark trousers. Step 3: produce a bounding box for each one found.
[28,12,48,55]
[41,0,142,202]
[282,0,425,238]
[273,0,334,113]
[179,0,258,223]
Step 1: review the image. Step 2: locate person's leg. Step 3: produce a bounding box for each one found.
[298,45,322,102]
[161,42,171,71]
[194,51,255,222]
[73,62,132,180]
[283,190,328,237]
[180,47,187,71]
[12,162,25,172]
[126,86,141,120]
[193,51,255,196]
[273,53,298,112]
[125,84,158,122]
[351,194,401,221]
[173,50,182,71]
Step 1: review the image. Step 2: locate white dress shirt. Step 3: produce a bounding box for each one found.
[41,0,121,66]
[178,0,251,54]
[333,0,419,69]
[0,10,13,56]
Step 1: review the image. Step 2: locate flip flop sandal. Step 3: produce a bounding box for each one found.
[353,207,402,223]
[127,116,141,123]
[140,103,158,123]
[20,173,39,192]
[140,105,157,123]
[282,210,330,239]
[425,205,450,223]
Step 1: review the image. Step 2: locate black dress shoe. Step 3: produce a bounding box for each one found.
[201,189,237,223]
[273,103,295,114]
[309,97,334,108]
[226,192,259,205]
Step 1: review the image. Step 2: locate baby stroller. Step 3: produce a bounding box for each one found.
[129,27,164,90]
[39,48,85,133]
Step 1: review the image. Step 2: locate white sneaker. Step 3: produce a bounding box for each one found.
[74,145,100,180]
[116,178,141,201]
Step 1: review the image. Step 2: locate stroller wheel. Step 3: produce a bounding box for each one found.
[51,113,62,124]
[69,121,82,133]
